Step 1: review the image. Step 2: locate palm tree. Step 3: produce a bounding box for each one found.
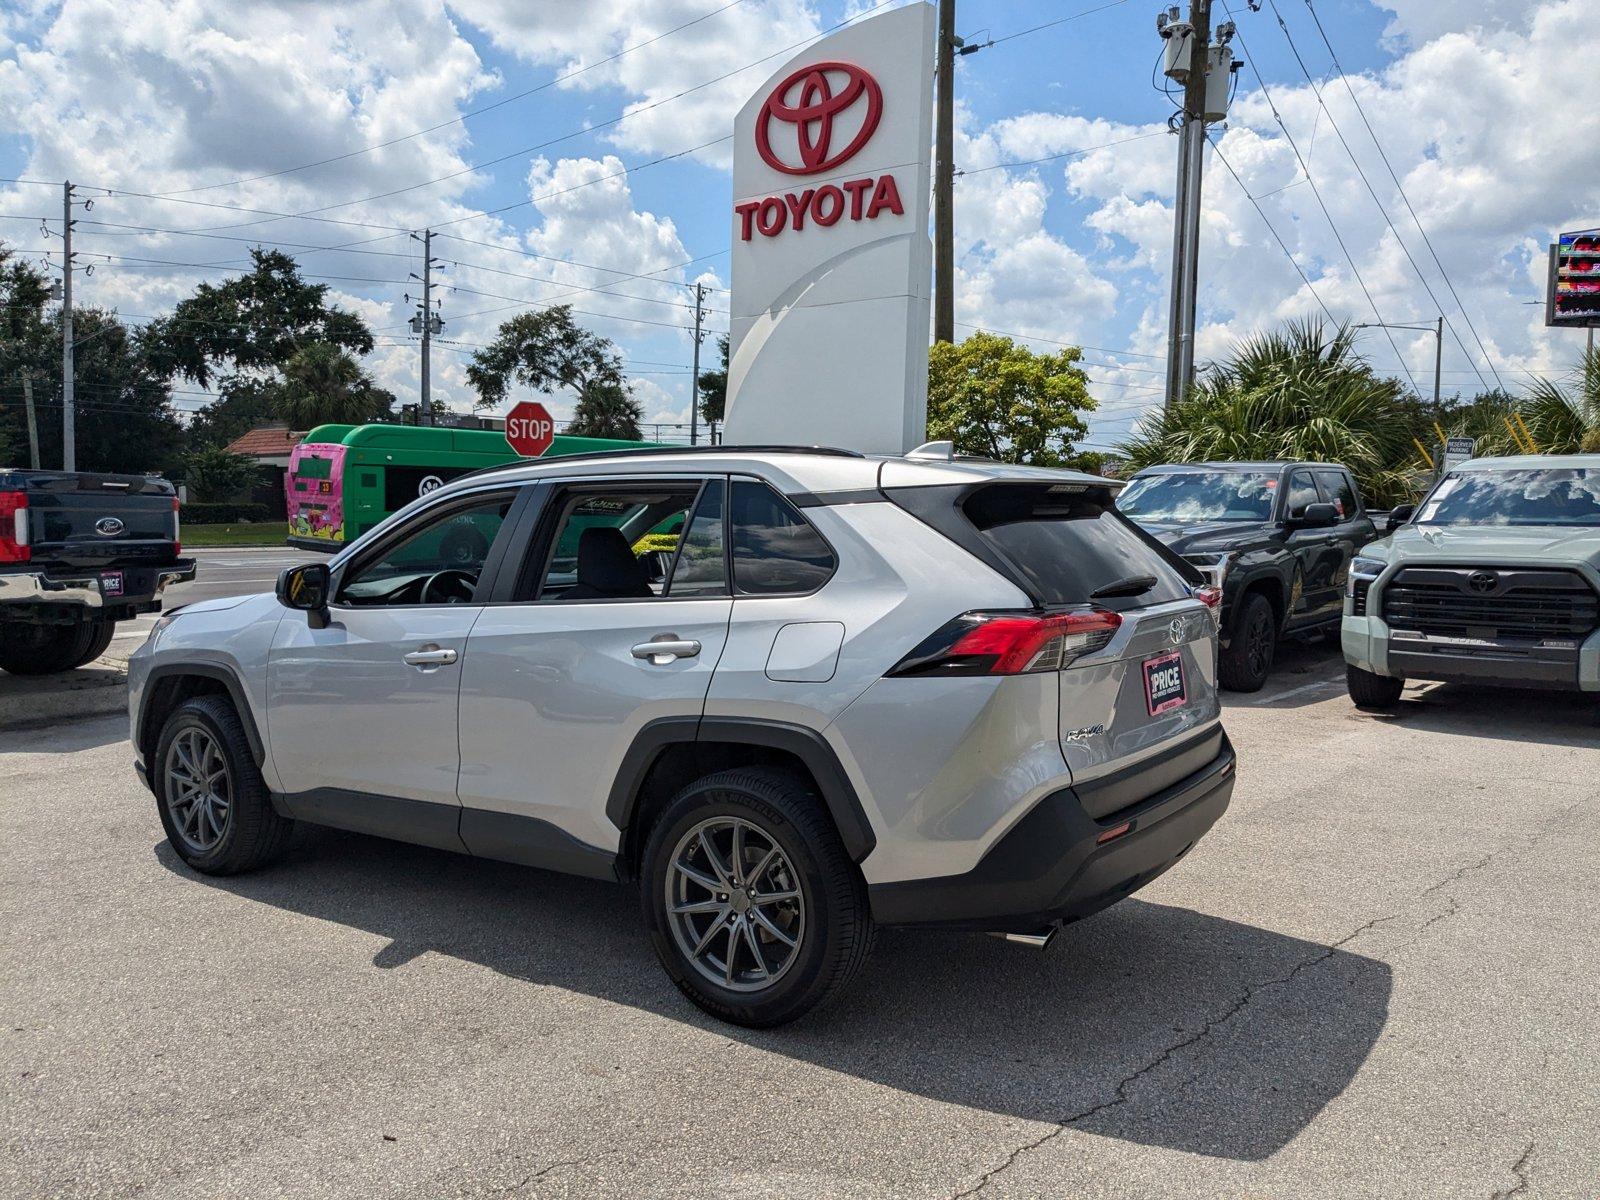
[273,341,393,429]
[1120,319,1423,506]
[567,379,643,440]
[1516,345,1600,453]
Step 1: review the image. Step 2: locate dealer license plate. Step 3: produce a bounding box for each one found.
[1142,651,1187,716]
[100,570,124,598]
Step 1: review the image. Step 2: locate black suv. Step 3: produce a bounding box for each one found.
[1118,461,1377,690]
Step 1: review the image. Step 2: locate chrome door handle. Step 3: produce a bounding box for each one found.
[632,637,701,663]
[403,646,458,667]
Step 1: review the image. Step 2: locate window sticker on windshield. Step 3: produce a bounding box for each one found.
[1418,477,1460,522]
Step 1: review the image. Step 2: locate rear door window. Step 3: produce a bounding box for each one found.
[729,480,836,595]
[1314,470,1360,520]
[960,484,1192,611]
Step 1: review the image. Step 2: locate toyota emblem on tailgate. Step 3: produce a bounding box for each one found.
[94,516,125,536]
[1467,570,1498,594]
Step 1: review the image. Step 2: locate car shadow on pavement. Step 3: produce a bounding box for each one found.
[1363,683,1598,746]
[157,828,1390,1163]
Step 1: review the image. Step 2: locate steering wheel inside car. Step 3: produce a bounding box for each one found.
[420,569,478,605]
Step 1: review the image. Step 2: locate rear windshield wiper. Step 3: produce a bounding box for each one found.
[1089,574,1158,600]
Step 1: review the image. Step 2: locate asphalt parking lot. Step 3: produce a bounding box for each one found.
[3,636,1597,1198]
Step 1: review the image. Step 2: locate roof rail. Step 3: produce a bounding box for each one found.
[445,443,866,487]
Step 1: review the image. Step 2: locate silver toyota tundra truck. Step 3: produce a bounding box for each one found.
[1342,454,1600,708]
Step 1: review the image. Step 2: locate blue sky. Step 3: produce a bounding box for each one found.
[2,0,1594,452]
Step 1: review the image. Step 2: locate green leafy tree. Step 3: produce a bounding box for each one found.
[1120,320,1421,506]
[466,306,624,410]
[697,335,729,424]
[0,245,185,474]
[274,341,394,429]
[183,446,257,502]
[144,249,377,449]
[567,379,644,440]
[927,331,1097,467]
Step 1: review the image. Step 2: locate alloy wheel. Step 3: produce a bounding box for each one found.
[665,816,806,993]
[164,726,232,855]
[1246,609,1273,677]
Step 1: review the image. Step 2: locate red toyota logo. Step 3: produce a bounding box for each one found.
[755,61,883,176]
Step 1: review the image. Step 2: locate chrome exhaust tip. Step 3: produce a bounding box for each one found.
[990,927,1058,950]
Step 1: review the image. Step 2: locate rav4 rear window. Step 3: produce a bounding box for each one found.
[961,484,1193,610]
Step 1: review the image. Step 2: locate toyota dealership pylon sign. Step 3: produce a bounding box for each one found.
[723,3,935,455]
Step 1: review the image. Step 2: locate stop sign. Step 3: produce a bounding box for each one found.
[505,400,555,457]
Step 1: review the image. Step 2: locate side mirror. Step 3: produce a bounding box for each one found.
[276,562,331,629]
[1289,502,1339,529]
[1384,504,1415,535]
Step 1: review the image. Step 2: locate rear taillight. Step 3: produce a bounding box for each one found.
[0,490,29,564]
[889,609,1123,678]
[1193,585,1222,610]
[172,496,181,556]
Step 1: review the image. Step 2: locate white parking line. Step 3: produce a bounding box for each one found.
[1248,676,1345,705]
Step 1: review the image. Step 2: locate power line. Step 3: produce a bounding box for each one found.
[954,129,1167,177]
[435,232,729,293]
[1300,0,1504,390]
[1209,136,1335,322]
[1259,0,1488,390]
[1219,6,1420,393]
[140,0,757,197]
[130,1,902,239]
[953,321,1166,360]
[985,0,1132,48]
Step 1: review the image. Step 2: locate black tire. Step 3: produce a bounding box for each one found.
[1219,592,1277,692]
[153,695,293,875]
[67,618,116,668]
[0,619,101,675]
[640,767,876,1028]
[1346,663,1404,711]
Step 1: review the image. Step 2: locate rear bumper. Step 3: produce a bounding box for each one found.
[867,731,1235,931]
[0,560,194,614]
[286,536,339,553]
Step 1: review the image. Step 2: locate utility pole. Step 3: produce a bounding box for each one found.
[1433,315,1443,411]
[21,374,40,469]
[689,282,706,446]
[409,230,443,426]
[933,0,956,344]
[1160,1,1216,410]
[62,181,76,470]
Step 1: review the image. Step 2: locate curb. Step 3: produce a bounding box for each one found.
[0,658,128,729]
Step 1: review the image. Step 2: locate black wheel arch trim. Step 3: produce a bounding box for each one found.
[607,715,877,864]
[140,662,265,768]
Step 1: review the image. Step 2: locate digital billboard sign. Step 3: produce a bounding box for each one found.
[1547,227,1600,328]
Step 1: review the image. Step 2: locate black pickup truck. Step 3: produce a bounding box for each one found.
[1117,461,1378,691]
[0,469,195,675]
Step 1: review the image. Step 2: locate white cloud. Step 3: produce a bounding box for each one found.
[444,0,825,169]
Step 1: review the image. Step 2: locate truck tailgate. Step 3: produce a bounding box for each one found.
[17,471,179,567]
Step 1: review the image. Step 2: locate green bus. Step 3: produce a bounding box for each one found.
[285,423,661,552]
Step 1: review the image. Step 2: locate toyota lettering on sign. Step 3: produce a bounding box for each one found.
[505,400,555,457]
[724,3,935,455]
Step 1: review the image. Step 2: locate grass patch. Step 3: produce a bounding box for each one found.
[182,523,287,547]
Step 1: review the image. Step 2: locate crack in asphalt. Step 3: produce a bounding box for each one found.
[1489,1139,1534,1199]
[945,804,1585,1199]
[493,1154,594,1195]
[947,912,1399,1199]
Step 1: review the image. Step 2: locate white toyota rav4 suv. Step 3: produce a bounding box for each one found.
[130,446,1235,1026]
